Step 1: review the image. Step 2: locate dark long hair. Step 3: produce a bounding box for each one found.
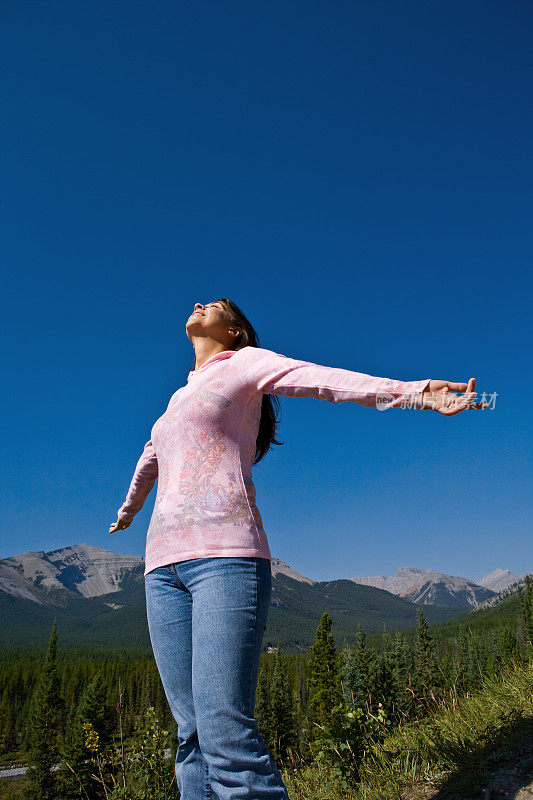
[189,297,283,465]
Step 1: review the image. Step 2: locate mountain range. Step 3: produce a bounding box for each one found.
[0,544,528,651]
[347,566,521,607]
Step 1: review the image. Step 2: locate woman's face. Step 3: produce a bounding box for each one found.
[186,300,240,346]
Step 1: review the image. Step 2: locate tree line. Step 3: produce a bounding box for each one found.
[0,575,530,798]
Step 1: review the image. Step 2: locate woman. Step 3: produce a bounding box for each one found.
[109,297,488,800]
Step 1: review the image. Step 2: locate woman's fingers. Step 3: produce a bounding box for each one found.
[439,398,468,415]
[459,379,489,409]
[437,384,469,414]
[446,381,469,392]
[427,377,491,414]
[109,519,129,532]
[437,394,489,414]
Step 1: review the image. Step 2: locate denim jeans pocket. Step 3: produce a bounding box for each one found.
[147,564,176,577]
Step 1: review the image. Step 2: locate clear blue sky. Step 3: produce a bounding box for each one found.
[1,1,531,583]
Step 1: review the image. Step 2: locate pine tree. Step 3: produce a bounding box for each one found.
[370,630,397,720]
[342,624,372,713]
[25,620,64,800]
[390,631,417,723]
[499,627,519,663]
[307,613,342,735]
[517,575,533,663]
[413,608,443,713]
[0,691,17,754]
[255,659,272,746]
[57,673,110,799]
[269,649,296,764]
[456,626,471,692]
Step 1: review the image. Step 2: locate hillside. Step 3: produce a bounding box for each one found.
[0,544,527,652]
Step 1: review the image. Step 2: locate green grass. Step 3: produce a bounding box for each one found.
[0,775,27,800]
[280,658,533,800]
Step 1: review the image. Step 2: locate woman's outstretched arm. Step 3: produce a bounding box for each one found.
[241,347,488,414]
[110,439,159,532]
[242,347,431,410]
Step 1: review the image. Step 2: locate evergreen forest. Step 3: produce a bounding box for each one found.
[0,576,531,799]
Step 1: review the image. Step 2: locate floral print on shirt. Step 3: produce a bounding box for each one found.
[171,425,250,528]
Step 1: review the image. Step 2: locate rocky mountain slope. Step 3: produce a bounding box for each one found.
[349,565,524,608]
[0,544,144,605]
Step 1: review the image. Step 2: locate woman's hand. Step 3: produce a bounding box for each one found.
[109,517,132,533]
[422,378,490,416]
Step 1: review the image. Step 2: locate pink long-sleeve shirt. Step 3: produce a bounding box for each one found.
[117,346,431,576]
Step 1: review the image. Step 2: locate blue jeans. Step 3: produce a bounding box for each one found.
[145,557,290,800]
